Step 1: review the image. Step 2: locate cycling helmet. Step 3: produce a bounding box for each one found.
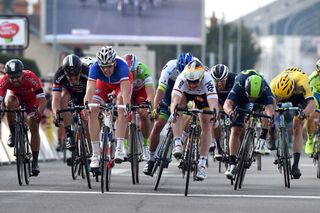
[96,46,116,66]
[177,52,193,72]
[62,54,82,76]
[5,59,24,78]
[123,54,138,72]
[81,56,97,67]
[274,73,294,99]
[316,59,320,71]
[184,58,205,82]
[210,64,229,80]
[244,74,265,99]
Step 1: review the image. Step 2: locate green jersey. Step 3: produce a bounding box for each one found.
[133,63,153,91]
[309,71,320,94]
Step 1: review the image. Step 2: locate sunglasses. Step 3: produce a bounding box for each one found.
[187,79,200,85]
[8,74,22,79]
[100,63,114,68]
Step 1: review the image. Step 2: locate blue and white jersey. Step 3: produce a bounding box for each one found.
[88,56,129,84]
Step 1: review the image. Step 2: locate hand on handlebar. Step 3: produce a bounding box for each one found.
[54,114,61,127]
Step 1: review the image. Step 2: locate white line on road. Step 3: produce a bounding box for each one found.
[1,190,320,199]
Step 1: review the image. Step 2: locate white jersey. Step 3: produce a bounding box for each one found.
[158,59,180,89]
[172,71,218,100]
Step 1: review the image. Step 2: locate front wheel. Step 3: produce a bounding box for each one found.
[129,124,139,185]
[15,124,24,186]
[317,152,320,179]
[79,127,91,189]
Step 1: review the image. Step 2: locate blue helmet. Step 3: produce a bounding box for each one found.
[177,52,193,72]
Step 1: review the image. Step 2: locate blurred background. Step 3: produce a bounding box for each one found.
[0,0,320,83]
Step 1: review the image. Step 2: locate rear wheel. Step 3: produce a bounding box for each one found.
[24,134,31,185]
[79,127,91,189]
[317,152,320,179]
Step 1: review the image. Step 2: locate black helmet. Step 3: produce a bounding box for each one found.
[210,64,229,80]
[62,54,82,76]
[5,59,24,78]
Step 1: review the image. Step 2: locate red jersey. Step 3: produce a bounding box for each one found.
[0,70,45,102]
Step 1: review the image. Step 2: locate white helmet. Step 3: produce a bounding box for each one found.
[184,58,205,81]
[81,56,97,67]
[96,46,116,66]
[316,59,320,71]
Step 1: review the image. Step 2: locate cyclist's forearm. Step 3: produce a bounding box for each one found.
[37,97,47,114]
[84,81,96,104]
[120,80,131,105]
[145,85,155,108]
[303,99,315,117]
[52,91,61,114]
[154,88,164,108]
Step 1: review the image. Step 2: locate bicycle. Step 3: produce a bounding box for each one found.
[274,102,301,188]
[88,102,126,193]
[1,107,33,186]
[216,110,231,173]
[233,107,272,190]
[312,110,320,179]
[175,106,216,196]
[56,103,92,189]
[127,101,151,185]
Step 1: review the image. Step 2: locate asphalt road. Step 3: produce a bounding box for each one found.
[0,153,320,213]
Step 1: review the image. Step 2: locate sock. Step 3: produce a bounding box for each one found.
[32,151,39,163]
[92,141,100,155]
[116,138,124,150]
[65,126,72,138]
[230,155,237,165]
[143,138,148,147]
[293,152,300,168]
[198,156,207,168]
[9,124,15,135]
[216,139,221,150]
[149,151,155,161]
[173,137,182,146]
[260,128,268,140]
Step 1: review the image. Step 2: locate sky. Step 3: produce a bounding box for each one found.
[205,0,277,22]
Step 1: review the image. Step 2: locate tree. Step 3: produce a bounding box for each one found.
[206,22,261,72]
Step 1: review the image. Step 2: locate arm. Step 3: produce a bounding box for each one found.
[208,98,219,117]
[223,99,234,115]
[84,80,96,104]
[145,85,155,109]
[303,99,315,117]
[52,91,61,114]
[120,80,131,105]
[170,92,182,114]
[37,97,47,115]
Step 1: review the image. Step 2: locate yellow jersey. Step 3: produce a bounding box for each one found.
[270,69,313,101]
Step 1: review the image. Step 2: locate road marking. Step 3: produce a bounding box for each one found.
[1,190,320,199]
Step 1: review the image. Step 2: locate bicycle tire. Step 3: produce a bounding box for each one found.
[71,143,80,180]
[24,132,31,185]
[185,129,195,196]
[234,129,253,190]
[129,124,139,185]
[281,129,290,188]
[79,126,91,189]
[15,124,24,186]
[101,127,108,193]
[317,152,320,179]
[105,139,114,192]
[154,130,173,191]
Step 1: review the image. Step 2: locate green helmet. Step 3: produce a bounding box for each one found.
[244,74,265,99]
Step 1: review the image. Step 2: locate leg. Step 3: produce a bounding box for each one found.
[4,93,19,147]
[291,117,304,179]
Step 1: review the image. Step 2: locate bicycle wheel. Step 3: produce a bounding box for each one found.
[185,130,195,196]
[154,129,173,191]
[234,129,253,190]
[105,139,115,192]
[317,152,320,179]
[129,124,139,185]
[71,141,80,180]
[24,132,31,185]
[101,127,108,193]
[79,126,91,189]
[15,124,24,186]
[281,129,290,188]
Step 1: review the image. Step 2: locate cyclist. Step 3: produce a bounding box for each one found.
[123,54,155,161]
[210,64,237,160]
[0,59,47,176]
[169,58,219,180]
[143,52,193,176]
[305,60,320,155]
[223,69,274,179]
[84,46,131,168]
[270,67,315,179]
[52,54,90,152]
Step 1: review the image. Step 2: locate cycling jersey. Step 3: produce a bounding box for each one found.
[217,72,237,106]
[227,69,273,106]
[52,66,88,105]
[133,62,153,92]
[0,70,45,110]
[270,69,313,102]
[309,70,320,107]
[88,57,131,104]
[158,59,180,92]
